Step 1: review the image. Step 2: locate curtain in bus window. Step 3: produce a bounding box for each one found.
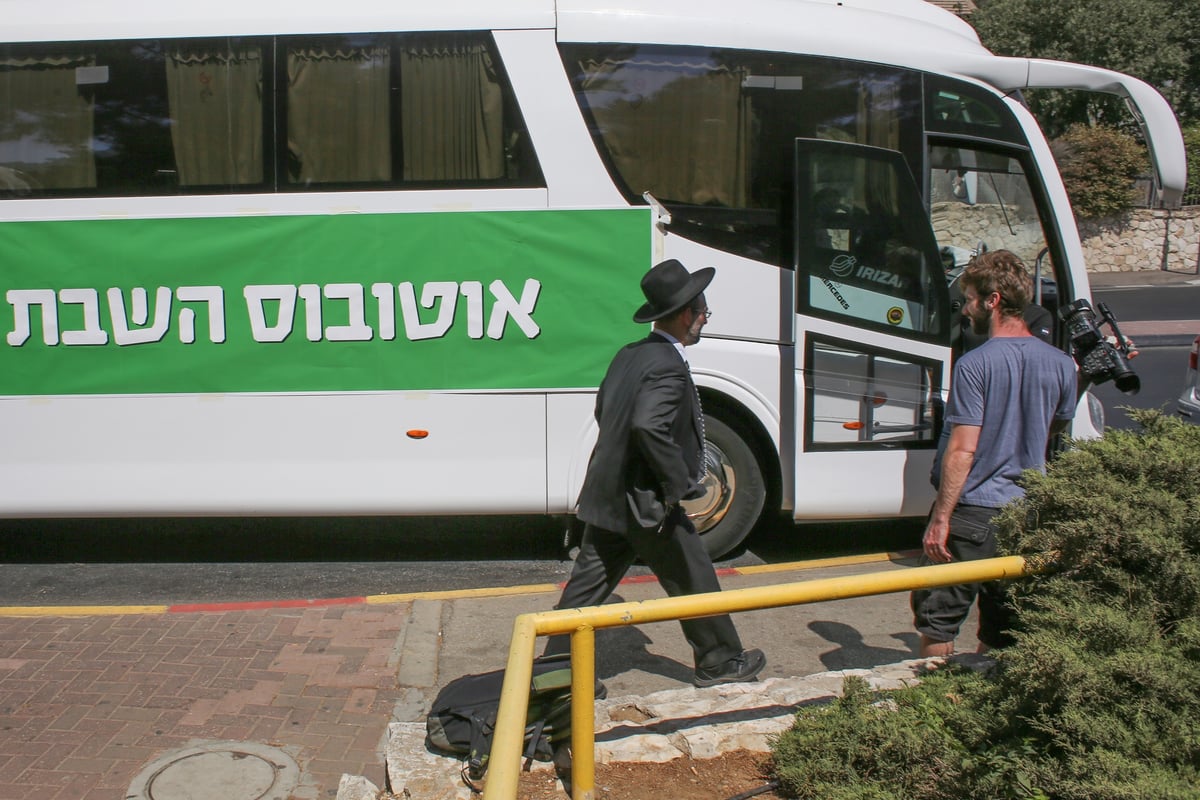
[857,78,900,211]
[399,36,503,181]
[0,55,96,192]
[287,46,390,184]
[576,55,750,207]
[165,47,263,186]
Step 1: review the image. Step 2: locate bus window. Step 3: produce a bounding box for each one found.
[0,32,542,198]
[0,50,99,194]
[797,139,947,340]
[929,144,1052,275]
[398,33,522,183]
[284,36,390,185]
[282,32,520,187]
[167,42,266,188]
[925,79,1024,144]
[0,39,266,196]
[561,45,922,266]
[806,337,939,448]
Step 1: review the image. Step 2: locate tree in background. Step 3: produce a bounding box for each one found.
[1052,124,1147,218]
[972,0,1199,137]
[972,0,1198,211]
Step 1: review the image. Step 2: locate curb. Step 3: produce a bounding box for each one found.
[0,550,920,618]
[1130,333,1196,347]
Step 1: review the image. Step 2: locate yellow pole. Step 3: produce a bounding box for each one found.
[484,615,537,800]
[531,556,1043,636]
[484,554,1050,800]
[570,626,597,800]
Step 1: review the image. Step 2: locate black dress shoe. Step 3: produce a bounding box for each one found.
[693,648,766,688]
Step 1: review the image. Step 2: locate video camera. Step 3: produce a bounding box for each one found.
[1059,298,1140,395]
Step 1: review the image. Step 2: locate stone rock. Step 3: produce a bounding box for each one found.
[385,722,476,800]
[336,774,380,800]
[598,732,690,763]
[366,657,974,800]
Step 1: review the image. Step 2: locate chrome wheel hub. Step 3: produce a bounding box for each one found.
[682,443,735,533]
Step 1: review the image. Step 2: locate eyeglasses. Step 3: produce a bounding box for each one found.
[693,307,712,318]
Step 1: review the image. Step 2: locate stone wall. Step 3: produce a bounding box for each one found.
[933,201,1200,274]
[931,201,1046,267]
[1078,206,1200,273]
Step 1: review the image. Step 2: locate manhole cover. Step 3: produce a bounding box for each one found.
[127,741,300,800]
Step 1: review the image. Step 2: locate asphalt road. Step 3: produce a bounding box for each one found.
[0,512,923,606]
[1094,282,1200,323]
[1089,344,1192,430]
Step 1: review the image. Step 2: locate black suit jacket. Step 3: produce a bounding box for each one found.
[576,332,705,532]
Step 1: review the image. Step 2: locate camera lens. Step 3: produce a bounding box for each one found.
[1114,370,1140,395]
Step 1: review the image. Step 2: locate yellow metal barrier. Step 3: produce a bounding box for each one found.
[483,553,1052,800]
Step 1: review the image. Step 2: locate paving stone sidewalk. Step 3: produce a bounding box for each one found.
[0,604,409,800]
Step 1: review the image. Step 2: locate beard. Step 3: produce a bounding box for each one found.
[969,311,990,336]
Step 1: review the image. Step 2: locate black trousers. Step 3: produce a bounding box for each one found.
[543,512,743,671]
[910,503,1016,649]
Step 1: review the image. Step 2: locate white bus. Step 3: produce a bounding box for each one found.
[0,0,1187,556]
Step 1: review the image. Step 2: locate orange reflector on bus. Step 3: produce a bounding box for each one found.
[407,430,430,439]
[843,421,864,430]
[870,392,888,406]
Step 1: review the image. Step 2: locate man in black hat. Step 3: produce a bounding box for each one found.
[543,259,766,688]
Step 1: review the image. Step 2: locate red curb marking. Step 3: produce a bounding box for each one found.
[167,568,747,613]
[554,568,742,592]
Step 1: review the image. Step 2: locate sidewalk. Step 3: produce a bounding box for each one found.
[0,555,956,800]
[1084,267,1200,347]
[1085,267,1200,288]
[0,602,409,800]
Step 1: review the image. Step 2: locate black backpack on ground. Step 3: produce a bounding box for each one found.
[425,654,574,788]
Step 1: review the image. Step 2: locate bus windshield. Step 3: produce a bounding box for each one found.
[929,144,1051,274]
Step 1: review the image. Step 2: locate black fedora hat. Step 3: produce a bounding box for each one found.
[633,259,715,323]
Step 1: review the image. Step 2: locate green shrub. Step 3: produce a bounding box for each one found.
[1185,123,1200,204]
[771,672,972,800]
[1050,125,1147,218]
[770,411,1200,799]
[988,411,1200,798]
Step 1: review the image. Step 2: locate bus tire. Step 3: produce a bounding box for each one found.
[682,415,767,560]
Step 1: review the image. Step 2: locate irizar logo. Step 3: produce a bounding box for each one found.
[829,254,856,278]
[856,267,908,289]
[826,255,909,290]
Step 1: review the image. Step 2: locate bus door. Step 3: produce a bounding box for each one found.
[792,139,952,519]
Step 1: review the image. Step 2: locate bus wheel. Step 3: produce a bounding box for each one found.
[682,416,766,560]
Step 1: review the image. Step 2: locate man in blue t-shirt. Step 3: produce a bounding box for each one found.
[912,250,1077,658]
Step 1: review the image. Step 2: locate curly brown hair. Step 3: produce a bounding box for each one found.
[961,250,1032,318]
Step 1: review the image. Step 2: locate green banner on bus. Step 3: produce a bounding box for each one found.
[0,208,651,395]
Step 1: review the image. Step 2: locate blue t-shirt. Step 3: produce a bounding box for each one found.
[941,336,1077,508]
